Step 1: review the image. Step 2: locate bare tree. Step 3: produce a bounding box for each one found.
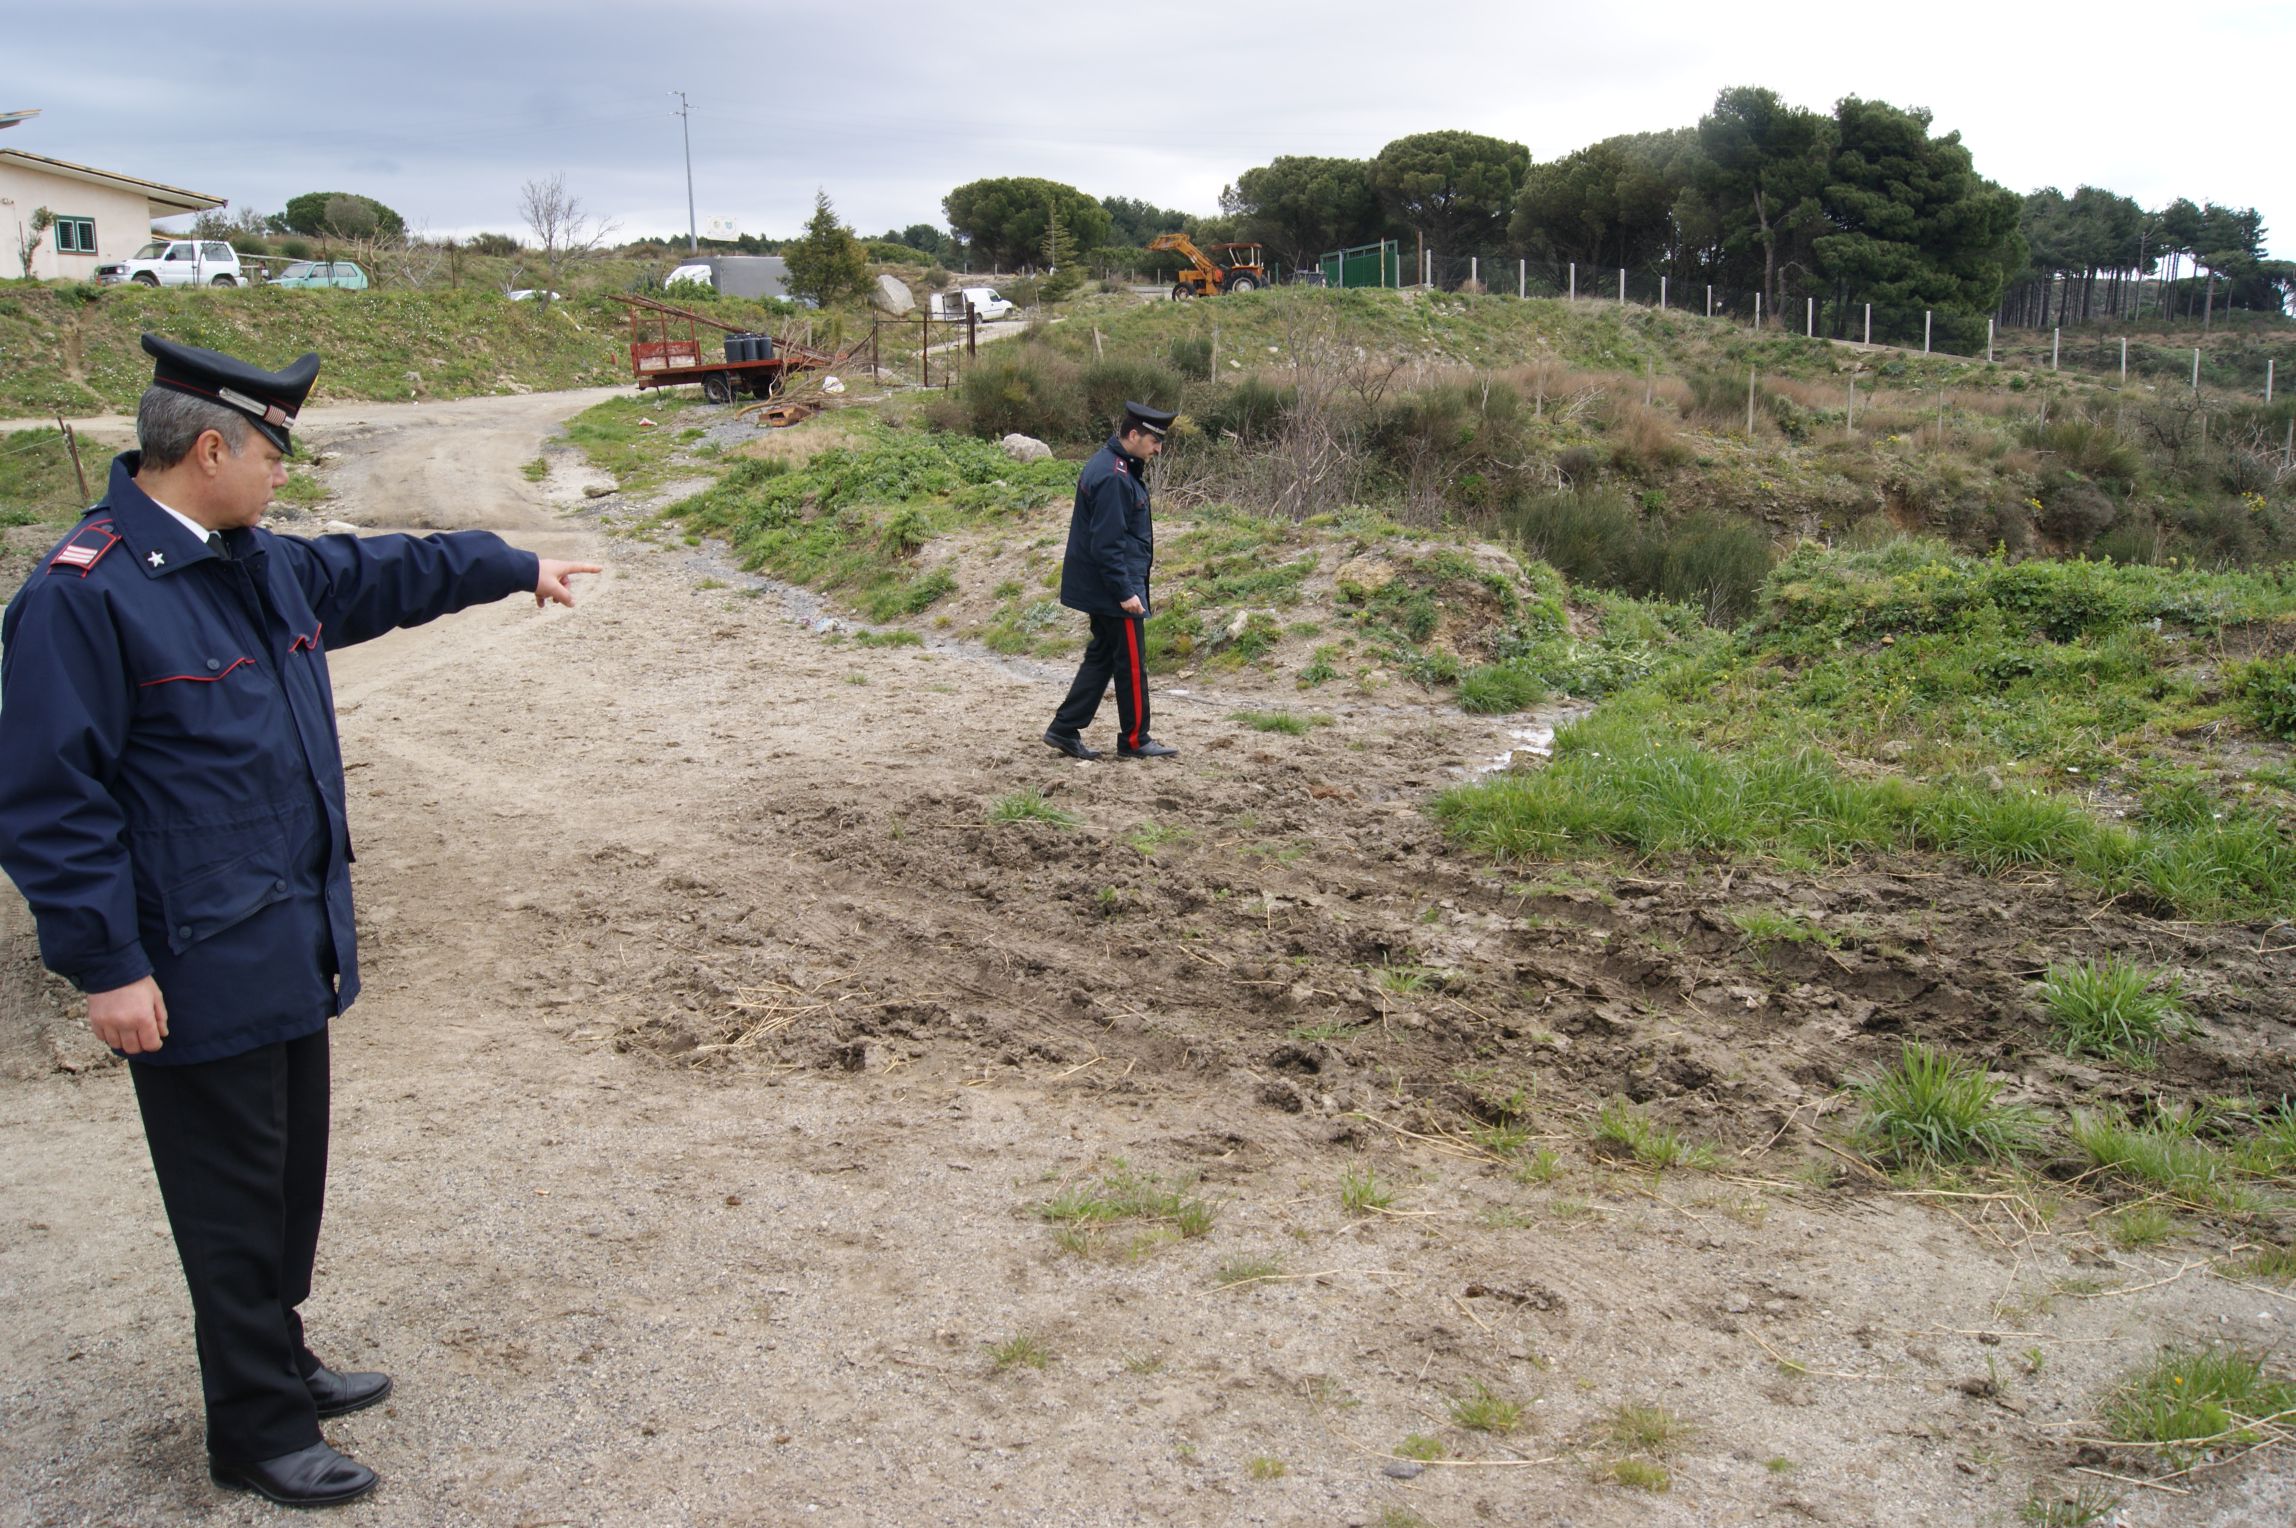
[13,206,54,278]
[516,174,615,308]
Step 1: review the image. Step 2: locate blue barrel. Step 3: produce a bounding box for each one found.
[754,334,774,360]
[725,334,750,363]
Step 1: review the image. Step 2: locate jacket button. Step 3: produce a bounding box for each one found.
[176,925,192,940]
[205,658,220,671]
[274,879,288,892]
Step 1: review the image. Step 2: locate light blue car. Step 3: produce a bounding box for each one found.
[270,260,369,290]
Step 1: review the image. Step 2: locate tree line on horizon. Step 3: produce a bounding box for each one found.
[916,85,2289,343]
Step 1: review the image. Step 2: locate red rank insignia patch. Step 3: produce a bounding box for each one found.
[48,522,120,577]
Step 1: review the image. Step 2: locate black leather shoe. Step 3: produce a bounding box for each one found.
[210,1441,378,1508]
[1117,738,1178,759]
[1043,730,1101,761]
[307,1365,392,1419]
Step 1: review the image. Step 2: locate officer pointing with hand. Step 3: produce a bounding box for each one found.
[0,335,600,1507]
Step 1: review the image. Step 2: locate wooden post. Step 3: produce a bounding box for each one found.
[1212,319,1220,373]
[967,306,977,357]
[1092,325,1103,361]
[1846,384,1855,431]
[1747,368,1757,435]
[2192,347,2200,390]
[54,417,89,503]
[1986,317,1994,364]
[2284,416,2293,469]
[2267,359,2275,404]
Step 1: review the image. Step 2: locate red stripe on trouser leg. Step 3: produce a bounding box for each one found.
[1124,618,1145,750]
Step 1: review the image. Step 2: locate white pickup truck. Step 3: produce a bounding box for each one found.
[95,239,246,287]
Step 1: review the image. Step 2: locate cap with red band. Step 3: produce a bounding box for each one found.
[141,333,320,454]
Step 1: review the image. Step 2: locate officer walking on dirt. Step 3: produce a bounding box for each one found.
[1044,400,1179,761]
[0,335,600,1508]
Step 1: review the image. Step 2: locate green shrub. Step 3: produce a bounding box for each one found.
[1506,489,1646,591]
[2241,656,2296,740]
[1655,514,1772,626]
[1166,335,1213,381]
[1080,358,1183,440]
[2025,416,2141,487]
[1202,376,1295,444]
[959,350,1089,442]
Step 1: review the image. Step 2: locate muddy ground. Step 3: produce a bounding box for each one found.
[1,389,2291,1527]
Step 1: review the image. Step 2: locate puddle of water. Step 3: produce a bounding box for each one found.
[1473,700,1593,776]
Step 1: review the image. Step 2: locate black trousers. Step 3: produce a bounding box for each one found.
[130,1029,330,1465]
[1050,612,1150,751]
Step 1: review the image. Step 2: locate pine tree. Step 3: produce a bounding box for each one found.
[783,189,871,308]
[1040,201,1082,301]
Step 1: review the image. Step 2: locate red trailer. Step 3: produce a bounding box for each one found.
[618,294,857,404]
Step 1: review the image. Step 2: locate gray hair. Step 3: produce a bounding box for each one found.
[136,387,253,469]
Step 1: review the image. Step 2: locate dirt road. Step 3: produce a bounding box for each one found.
[1,389,2288,1527]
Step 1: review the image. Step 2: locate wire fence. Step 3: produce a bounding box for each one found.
[1376,250,2288,403]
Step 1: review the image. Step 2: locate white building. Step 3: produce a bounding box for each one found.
[1,149,224,281]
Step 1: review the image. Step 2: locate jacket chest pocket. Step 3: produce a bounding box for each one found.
[155,828,295,955]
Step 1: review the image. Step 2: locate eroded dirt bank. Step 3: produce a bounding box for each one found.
[0,389,2289,1528]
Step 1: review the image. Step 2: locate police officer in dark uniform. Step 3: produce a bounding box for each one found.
[1044,400,1179,761]
[0,336,600,1508]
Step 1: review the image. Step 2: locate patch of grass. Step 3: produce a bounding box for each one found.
[1122,1350,1165,1375]
[1852,1042,2040,1168]
[1340,1164,1394,1215]
[520,456,549,481]
[2020,1483,2123,1526]
[1125,821,1193,856]
[1471,1121,1532,1156]
[989,788,1081,829]
[1514,1147,1564,1185]
[273,469,329,505]
[1593,1099,1717,1172]
[2064,1109,2250,1210]
[1603,1458,1671,1492]
[1765,1456,1794,1474]
[1457,662,1545,715]
[1727,906,1840,949]
[2237,1244,2296,1282]
[2104,1204,2176,1249]
[1231,708,1332,735]
[1447,1381,1524,1434]
[850,627,924,648]
[1605,1403,1690,1452]
[2036,958,2190,1067]
[1396,1433,1446,1461]
[2102,1345,2296,1467]
[988,1333,1050,1372]
[1037,1160,1214,1239]
[1246,1455,1287,1480]
[1213,1255,1285,1289]
[1288,1018,1365,1042]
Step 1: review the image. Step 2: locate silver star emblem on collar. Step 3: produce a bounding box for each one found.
[147,550,166,568]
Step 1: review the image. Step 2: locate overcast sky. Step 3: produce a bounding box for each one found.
[11,0,2290,260]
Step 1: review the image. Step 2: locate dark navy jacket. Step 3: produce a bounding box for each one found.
[1058,436,1153,618]
[0,453,539,1065]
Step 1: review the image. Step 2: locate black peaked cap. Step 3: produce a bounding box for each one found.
[142,334,321,453]
[1121,400,1177,438]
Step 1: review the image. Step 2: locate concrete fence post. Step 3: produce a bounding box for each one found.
[1923,311,1932,354]
[2120,338,2127,384]
[1618,268,1625,303]
[1807,296,1814,337]
[1986,318,1994,364]
[1754,293,1762,330]
[1568,262,1575,301]
[2192,347,2201,390]
[1864,304,1870,345]
[1706,284,1713,318]
[1519,259,1525,299]
[1659,276,1667,310]
[2052,328,2060,371]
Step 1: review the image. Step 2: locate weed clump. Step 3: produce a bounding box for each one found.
[2035,959,2189,1066]
[1853,1043,2038,1168]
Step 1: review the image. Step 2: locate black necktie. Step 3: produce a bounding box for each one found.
[206,532,231,562]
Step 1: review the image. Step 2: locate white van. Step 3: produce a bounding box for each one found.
[931,286,1016,321]
[95,240,245,287]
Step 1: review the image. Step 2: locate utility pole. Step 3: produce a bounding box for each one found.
[670,90,697,253]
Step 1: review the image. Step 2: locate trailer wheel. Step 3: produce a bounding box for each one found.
[1170,283,1194,301]
[701,373,734,405]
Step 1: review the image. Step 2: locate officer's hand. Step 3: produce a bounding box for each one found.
[535,559,604,609]
[89,977,168,1055]
[1120,595,1144,615]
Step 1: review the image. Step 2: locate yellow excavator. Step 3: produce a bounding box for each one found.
[1148,233,1269,299]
